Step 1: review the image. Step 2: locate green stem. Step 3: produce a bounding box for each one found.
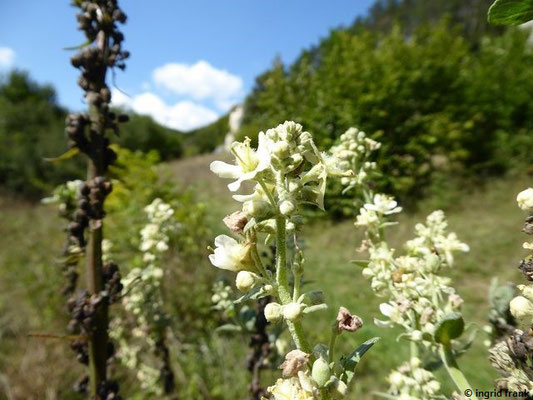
[328,329,338,363]
[275,215,311,353]
[292,269,301,301]
[410,340,419,360]
[439,344,478,400]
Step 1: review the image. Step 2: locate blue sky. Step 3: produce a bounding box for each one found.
[0,0,373,130]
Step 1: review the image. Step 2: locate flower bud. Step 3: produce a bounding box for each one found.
[280,200,296,216]
[426,380,441,394]
[243,200,271,218]
[282,302,305,321]
[510,295,533,325]
[410,357,421,368]
[328,376,348,399]
[517,188,533,211]
[272,141,290,158]
[518,284,533,302]
[264,302,282,323]
[235,271,256,292]
[388,371,404,387]
[311,357,331,387]
[410,330,423,341]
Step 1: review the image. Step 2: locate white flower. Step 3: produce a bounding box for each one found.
[355,208,379,226]
[208,235,254,272]
[517,188,533,211]
[365,194,402,215]
[267,375,317,400]
[210,134,271,191]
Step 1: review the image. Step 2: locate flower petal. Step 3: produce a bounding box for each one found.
[210,161,242,179]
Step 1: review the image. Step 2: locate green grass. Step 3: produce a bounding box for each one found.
[0,153,531,399]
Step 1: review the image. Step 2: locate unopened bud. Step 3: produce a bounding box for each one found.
[282,302,305,321]
[510,296,533,325]
[311,357,331,387]
[235,271,256,292]
[328,376,348,399]
[264,302,282,323]
[280,200,296,216]
[243,200,271,218]
[518,284,533,302]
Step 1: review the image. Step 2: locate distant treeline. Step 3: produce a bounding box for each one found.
[0,70,229,197]
[238,16,533,204]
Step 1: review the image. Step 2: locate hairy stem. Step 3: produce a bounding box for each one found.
[275,215,310,353]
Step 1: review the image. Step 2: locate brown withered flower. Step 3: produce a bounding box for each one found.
[336,306,363,333]
[223,211,248,233]
[279,349,310,377]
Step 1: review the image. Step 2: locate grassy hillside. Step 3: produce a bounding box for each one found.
[1,151,530,398]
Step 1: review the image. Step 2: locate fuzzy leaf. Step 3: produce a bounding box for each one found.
[434,312,464,345]
[488,0,533,25]
[234,285,269,304]
[339,337,380,384]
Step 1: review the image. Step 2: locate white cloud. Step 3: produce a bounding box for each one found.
[111,89,218,131]
[0,47,15,68]
[153,60,242,110]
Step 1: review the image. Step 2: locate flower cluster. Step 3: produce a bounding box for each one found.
[209,122,375,399]
[329,127,380,191]
[111,198,178,395]
[347,128,475,397]
[386,357,441,400]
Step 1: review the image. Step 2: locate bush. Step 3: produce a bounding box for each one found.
[239,21,533,204]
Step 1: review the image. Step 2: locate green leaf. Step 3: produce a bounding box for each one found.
[434,312,465,345]
[43,148,80,163]
[350,259,370,268]
[339,337,380,384]
[234,285,270,304]
[488,0,533,25]
[63,39,92,50]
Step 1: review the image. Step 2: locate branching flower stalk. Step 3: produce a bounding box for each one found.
[488,188,533,395]
[209,121,379,399]
[111,198,177,396]
[331,128,478,399]
[62,0,129,397]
